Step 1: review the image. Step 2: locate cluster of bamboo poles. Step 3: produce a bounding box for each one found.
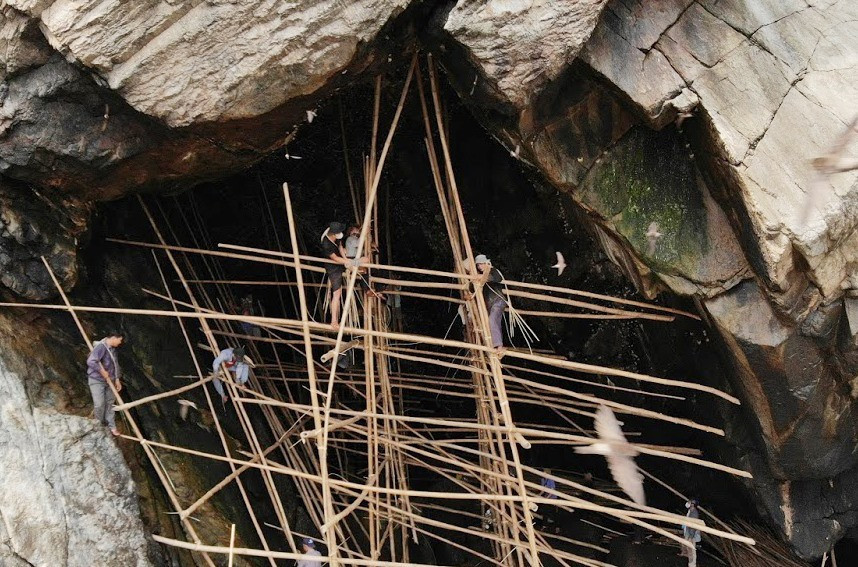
[709,521,812,567]
[10,55,762,566]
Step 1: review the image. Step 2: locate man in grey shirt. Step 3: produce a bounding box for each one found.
[680,499,701,566]
[296,538,322,567]
[86,333,124,436]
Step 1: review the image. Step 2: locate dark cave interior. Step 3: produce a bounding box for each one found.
[65,63,858,565]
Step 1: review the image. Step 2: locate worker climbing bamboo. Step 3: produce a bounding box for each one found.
[239,294,261,338]
[212,345,249,404]
[680,498,702,566]
[296,537,322,567]
[344,223,385,299]
[539,468,561,534]
[86,332,124,436]
[465,254,508,355]
[321,221,368,329]
[344,224,362,260]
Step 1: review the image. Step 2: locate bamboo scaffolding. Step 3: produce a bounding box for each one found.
[18,58,765,567]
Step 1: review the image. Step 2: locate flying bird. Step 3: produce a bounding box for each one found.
[510,144,521,159]
[575,405,645,506]
[802,115,858,226]
[675,111,694,130]
[177,399,199,421]
[645,221,663,256]
[551,251,567,276]
[284,150,302,160]
[306,109,317,123]
[100,104,110,132]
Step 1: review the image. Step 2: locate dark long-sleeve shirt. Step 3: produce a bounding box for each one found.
[86,340,119,382]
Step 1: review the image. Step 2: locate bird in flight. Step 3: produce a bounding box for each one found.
[645,222,663,256]
[575,405,646,506]
[177,399,199,421]
[802,115,858,226]
[551,251,567,276]
[306,109,317,123]
[675,111,694,130]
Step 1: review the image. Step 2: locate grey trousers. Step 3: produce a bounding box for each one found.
[88,378,116,429]
[489,300,506,348]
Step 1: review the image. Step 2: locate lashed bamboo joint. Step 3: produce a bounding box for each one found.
[23,56,756,567]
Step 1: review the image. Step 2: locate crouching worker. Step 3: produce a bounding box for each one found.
[297,538,322,567]
[86,333,124,437]
[212,345,249,403]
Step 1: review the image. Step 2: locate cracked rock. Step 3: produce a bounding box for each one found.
[0,355,153,567]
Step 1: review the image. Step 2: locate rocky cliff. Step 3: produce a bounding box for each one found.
[0,0,856,561]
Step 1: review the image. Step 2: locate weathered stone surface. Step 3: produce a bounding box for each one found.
[699,0,809,36]
[0,179,87,299]
[0,1,422,295]
[10,0,412,126]
[0,5,50,80]
[706,280,858,479]
[585,0,858,303]
[441,0,609,109]
[578,126,750,297]
[601,0,692,51]
[0,356,153,567]
[581,1,698,127]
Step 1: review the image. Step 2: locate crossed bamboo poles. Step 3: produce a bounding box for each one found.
[10,55,760,566]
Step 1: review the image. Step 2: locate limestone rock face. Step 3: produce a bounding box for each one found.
[11,0,411,127]
[442,0,609,108]
[0,180,87,299]
[0,356,153,567]
[584,0,858,302]
[577,126,750,297]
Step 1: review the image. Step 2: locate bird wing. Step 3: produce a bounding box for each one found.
[555,251,565,266]
[606,453,646,506]
[593,405,627,444]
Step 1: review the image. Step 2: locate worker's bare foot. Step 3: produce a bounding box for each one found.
[110,427,120,437]
[331,321,340,331]
[494,346,507,358]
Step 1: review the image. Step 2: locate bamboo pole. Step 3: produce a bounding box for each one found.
[282,181,338,562]
[227,524,236,567]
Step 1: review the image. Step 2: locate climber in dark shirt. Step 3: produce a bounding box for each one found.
[320,221,368,329]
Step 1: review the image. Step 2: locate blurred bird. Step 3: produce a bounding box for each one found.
[177,399,199,421]
[802,115,858,226]
[575,405,645,506]
[551,251,567,276]
[284,150,302,160]
[675,111,693,130]
[100,104,110,132]
[645,221,663,256]
[306,109,317,123]
[510,144,521,159]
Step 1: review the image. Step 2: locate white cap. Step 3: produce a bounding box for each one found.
[474,254,490,264]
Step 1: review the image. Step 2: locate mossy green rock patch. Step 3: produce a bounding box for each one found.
[578,126,748,294]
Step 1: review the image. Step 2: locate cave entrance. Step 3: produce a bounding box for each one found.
[92,59,755,566]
